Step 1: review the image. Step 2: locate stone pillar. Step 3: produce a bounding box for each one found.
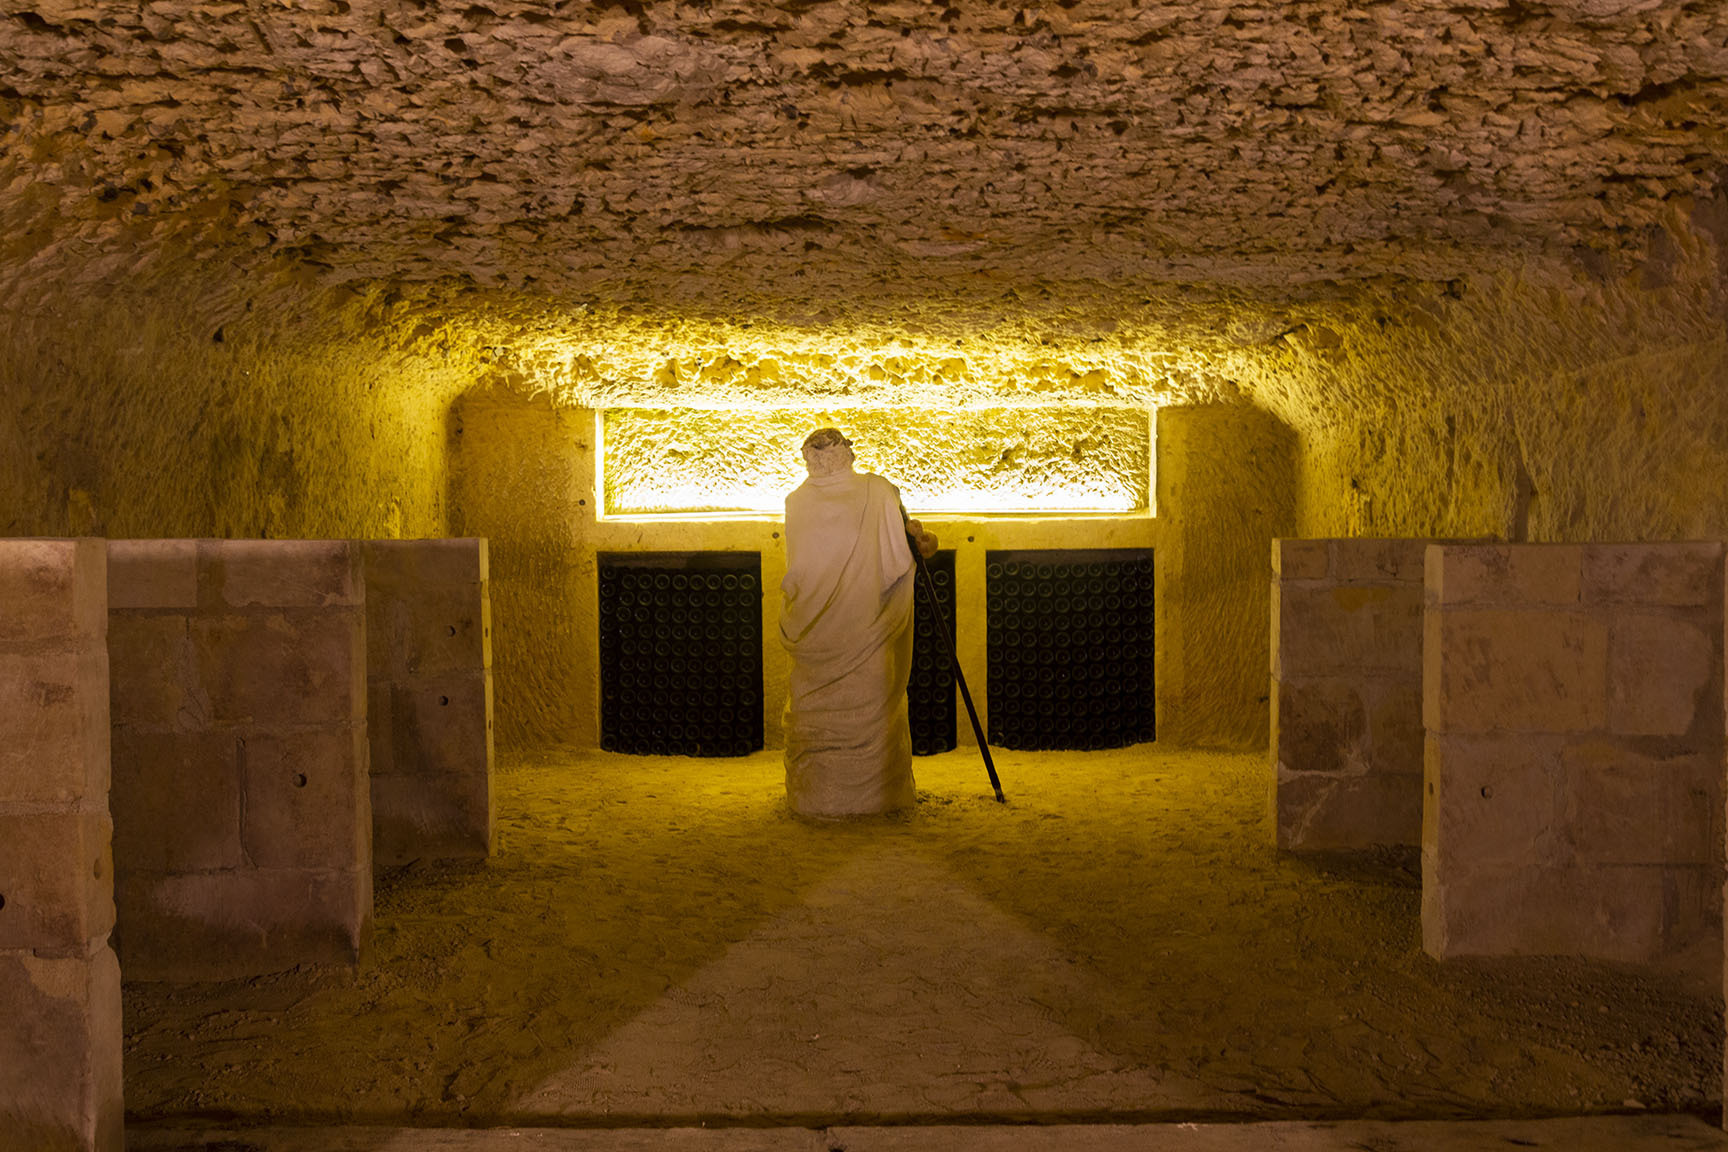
[1272,539,1426,851]
[1156,404,1298,747]
[108,540,371,981]
[0,539,122,1151]
[362,539,494,867]
[448,389,589,750]
[1424,543,1724,970]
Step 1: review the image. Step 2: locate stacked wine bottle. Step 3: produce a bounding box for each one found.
[598,559,764,757]
[985,552,1155,751]
[908,551,958,755]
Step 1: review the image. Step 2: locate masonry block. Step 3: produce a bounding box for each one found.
[366,536,489,587]
[1368,681,1425,775]
[194,611,366,728]
[115,867,369,982]
[207,539,363,609]
[0,646,109,806]
[1424,543,1723,972]
[1583,542,1723,607]
[109,539,371,981]
[1330,538,1428,583]
[105,614,198,729]
[1277,769,1422,852]
[380,674,494,778]
[109,731,245,873]
[0,539,107,646]
[1424,732,1563,872]
[0,812,114,955]
[1561,743,1718,867]
[0,948,122,1152]
[1272,539,1431,852]
[1276,583,1421,679]
[1428,544,1583,607]
[1607,613,1715,736]
[1427,609,1607,733]
[371,769,492,864]
[363,540,493,869]
[1425,857,1670,963]
[106,539,197,611]
[368,583,491,679]
[0,538,120,1152]
[1273,678,1364,776]
[240,728,369,871]
[1272,538,1329,581]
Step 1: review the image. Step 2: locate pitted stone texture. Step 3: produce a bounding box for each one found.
[0,539,121,1152]
[363,539,494,868]
[0,0,1725,296]
[1422,542,1725,974]
[1271,539,1428,851]
[108,539,371,981]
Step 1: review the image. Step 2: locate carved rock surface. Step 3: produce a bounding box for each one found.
[1,0,1725,299]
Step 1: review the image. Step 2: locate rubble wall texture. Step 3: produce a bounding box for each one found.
[1271,539,1426,851]
[1423,543,1724,976]
[363,539,494,867]
[0,539,122,1152]
[108,539,372,981]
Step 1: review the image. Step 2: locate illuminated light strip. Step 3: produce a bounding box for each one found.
[598,406,1154,519]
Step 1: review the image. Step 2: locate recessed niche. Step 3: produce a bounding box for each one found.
[909,550,958,756]
[986,549,1155,751]
[600,406,1153,517]
[598,552,765,757]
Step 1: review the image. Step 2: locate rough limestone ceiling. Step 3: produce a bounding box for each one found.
[4,0,1727,295]
[1,0,1725,410]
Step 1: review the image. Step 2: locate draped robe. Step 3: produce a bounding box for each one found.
[779,468,917,816]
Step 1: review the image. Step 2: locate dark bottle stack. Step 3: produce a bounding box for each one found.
[907,551,958,755]
[599,558,764,757]
[985,552,1155,751]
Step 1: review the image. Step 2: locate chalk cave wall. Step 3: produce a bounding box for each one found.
[1251,237,1728,545]
[0,252,466,543]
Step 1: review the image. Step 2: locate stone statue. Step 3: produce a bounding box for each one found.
[779,427,938,817]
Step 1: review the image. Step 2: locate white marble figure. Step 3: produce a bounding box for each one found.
[780,428,939,817]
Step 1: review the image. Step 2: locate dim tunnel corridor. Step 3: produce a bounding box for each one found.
[121,746,1720,1132]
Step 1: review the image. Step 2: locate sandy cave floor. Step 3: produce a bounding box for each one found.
[123,745,1721,1126]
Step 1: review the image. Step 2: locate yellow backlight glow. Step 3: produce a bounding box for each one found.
[600,406,1154,518]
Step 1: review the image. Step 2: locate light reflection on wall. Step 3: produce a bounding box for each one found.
[600,407,1154,517]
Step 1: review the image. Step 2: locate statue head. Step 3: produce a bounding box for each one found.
[801,427,855,477]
